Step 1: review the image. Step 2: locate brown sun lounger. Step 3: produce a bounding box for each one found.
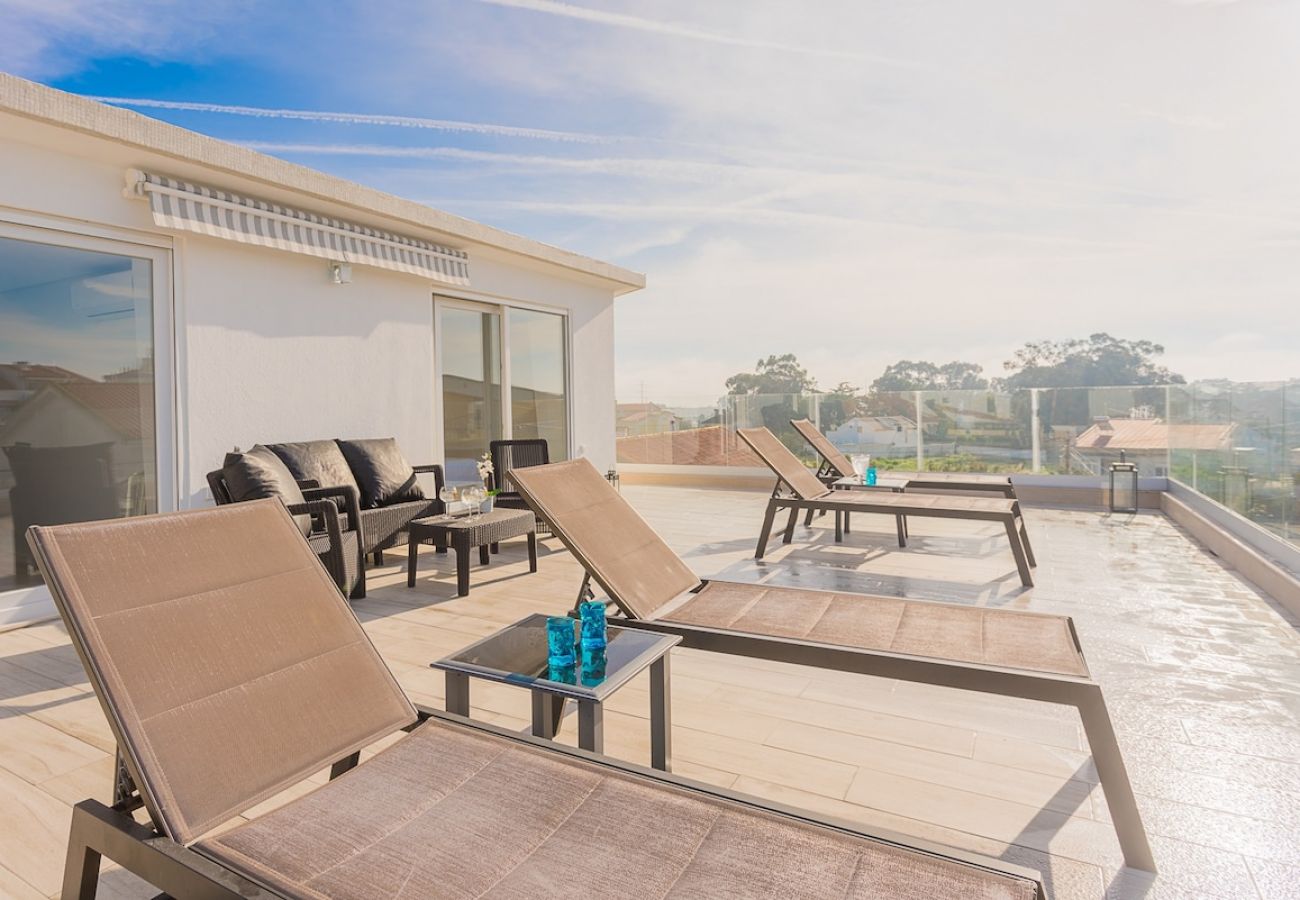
[790,418,1017,498]
[738,426,1037,587]
[510,458,1155,873]
[28,500,1051,899]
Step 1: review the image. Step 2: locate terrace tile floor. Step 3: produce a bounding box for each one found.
[0,485,1298,898]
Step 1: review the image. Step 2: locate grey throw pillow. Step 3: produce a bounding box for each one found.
[335,438,425,509]
[268,440,360,509]
[221,445,313,538]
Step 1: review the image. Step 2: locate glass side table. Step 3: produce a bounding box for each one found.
[431,613,679,770]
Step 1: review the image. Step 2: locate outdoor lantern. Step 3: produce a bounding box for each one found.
[1109,450,1139,514]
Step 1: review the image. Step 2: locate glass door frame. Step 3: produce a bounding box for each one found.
[433,294,573,467]
[0,215,176,623]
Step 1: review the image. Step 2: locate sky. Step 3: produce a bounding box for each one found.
[4,0,1298,405]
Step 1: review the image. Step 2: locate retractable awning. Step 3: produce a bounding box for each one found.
[125,169,470,285]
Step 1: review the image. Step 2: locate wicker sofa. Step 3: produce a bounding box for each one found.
[208,438,445,598]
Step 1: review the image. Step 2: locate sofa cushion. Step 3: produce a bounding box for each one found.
[336,438,425,509]
[267,441,360,504]
[222,446,312,537]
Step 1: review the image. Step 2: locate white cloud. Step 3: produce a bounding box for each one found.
[472,0,920,67]
[93,98,615,144]
[8,0,1297,403]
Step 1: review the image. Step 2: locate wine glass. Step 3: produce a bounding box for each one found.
[439,485,457,517]
[467,486,485,518]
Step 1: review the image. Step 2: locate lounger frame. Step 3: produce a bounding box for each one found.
[791,418,1019,497]
[569,577,1152,874]
[738,426,1036,586]
[62,708,1050,900]
[754,477,1038,587]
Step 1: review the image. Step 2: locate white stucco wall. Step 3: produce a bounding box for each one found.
[0,109,627,518]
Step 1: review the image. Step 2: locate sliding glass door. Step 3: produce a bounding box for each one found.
[0,224,170,604]
[438,305,504,484]
[508,308,568,461]
[436,299,569,484]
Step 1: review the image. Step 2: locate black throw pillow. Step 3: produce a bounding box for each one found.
[336,438,425,509]
[221,445,312,537]
[268,440,360,508]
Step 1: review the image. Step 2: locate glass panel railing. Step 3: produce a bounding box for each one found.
[614,380,1298,544]
[1168,381,1297,542]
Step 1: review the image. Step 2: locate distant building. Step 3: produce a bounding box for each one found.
[0,362,92,426]
[0,381,154,483]
[616,402,681,438]
[826,415,918,449]
[1074,417,1236,476]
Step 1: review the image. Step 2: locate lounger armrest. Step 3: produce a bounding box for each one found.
[296,478,322,490]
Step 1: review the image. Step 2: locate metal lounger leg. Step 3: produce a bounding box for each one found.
[1018,515,1038,568]
[1003,517,1034,587]
[895,514,907,548]
[782,506,799,544]
[755,500,778,559]
[63,824,102,900]
[834,510,842,543]
[804,508,814,527]
[1078,685,1155,872]
[63,800,262,900]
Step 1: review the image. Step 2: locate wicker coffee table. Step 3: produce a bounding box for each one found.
[407,508,537,596]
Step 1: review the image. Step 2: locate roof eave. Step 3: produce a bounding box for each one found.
[0,74,646,293]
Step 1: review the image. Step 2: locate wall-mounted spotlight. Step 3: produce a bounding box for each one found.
[329,262,352,284]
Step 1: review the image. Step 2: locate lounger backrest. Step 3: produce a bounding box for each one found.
[510,458,701,620]
[26,500,416,845]
[790,418,855,477]
[736,427,831,500]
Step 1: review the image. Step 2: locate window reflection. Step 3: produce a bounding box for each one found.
[0,236,157,592]
[509,308,568,461]
[440,307,503,484]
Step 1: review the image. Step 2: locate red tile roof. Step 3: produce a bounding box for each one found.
[50,382,153,440]
[1076,418,1233,451]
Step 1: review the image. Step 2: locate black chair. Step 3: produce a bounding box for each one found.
[206,469,367,601]
[489,439,551,534]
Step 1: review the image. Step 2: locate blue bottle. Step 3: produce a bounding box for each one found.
[866,467,878,486]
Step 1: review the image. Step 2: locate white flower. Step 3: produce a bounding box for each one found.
[476,453,494,481]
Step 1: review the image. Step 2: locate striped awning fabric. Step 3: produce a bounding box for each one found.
[125,169,470,285]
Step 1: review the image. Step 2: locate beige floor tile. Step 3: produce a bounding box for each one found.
[0,767,73,895]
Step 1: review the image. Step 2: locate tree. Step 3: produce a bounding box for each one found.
[869,360,989,393]
[818,381,863,430]
[1000,333,1184,389]
[725,353,817,395]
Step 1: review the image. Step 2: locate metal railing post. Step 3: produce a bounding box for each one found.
[1031,389,1041,473]
[915,391,924,470]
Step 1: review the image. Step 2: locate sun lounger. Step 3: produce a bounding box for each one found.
[27,500,1052,898]
[510,458,1155,873]
[738,426,1037,587]
[790,418,1018,497]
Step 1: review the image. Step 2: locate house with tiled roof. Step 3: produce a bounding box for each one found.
[1074,416,1237,475]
